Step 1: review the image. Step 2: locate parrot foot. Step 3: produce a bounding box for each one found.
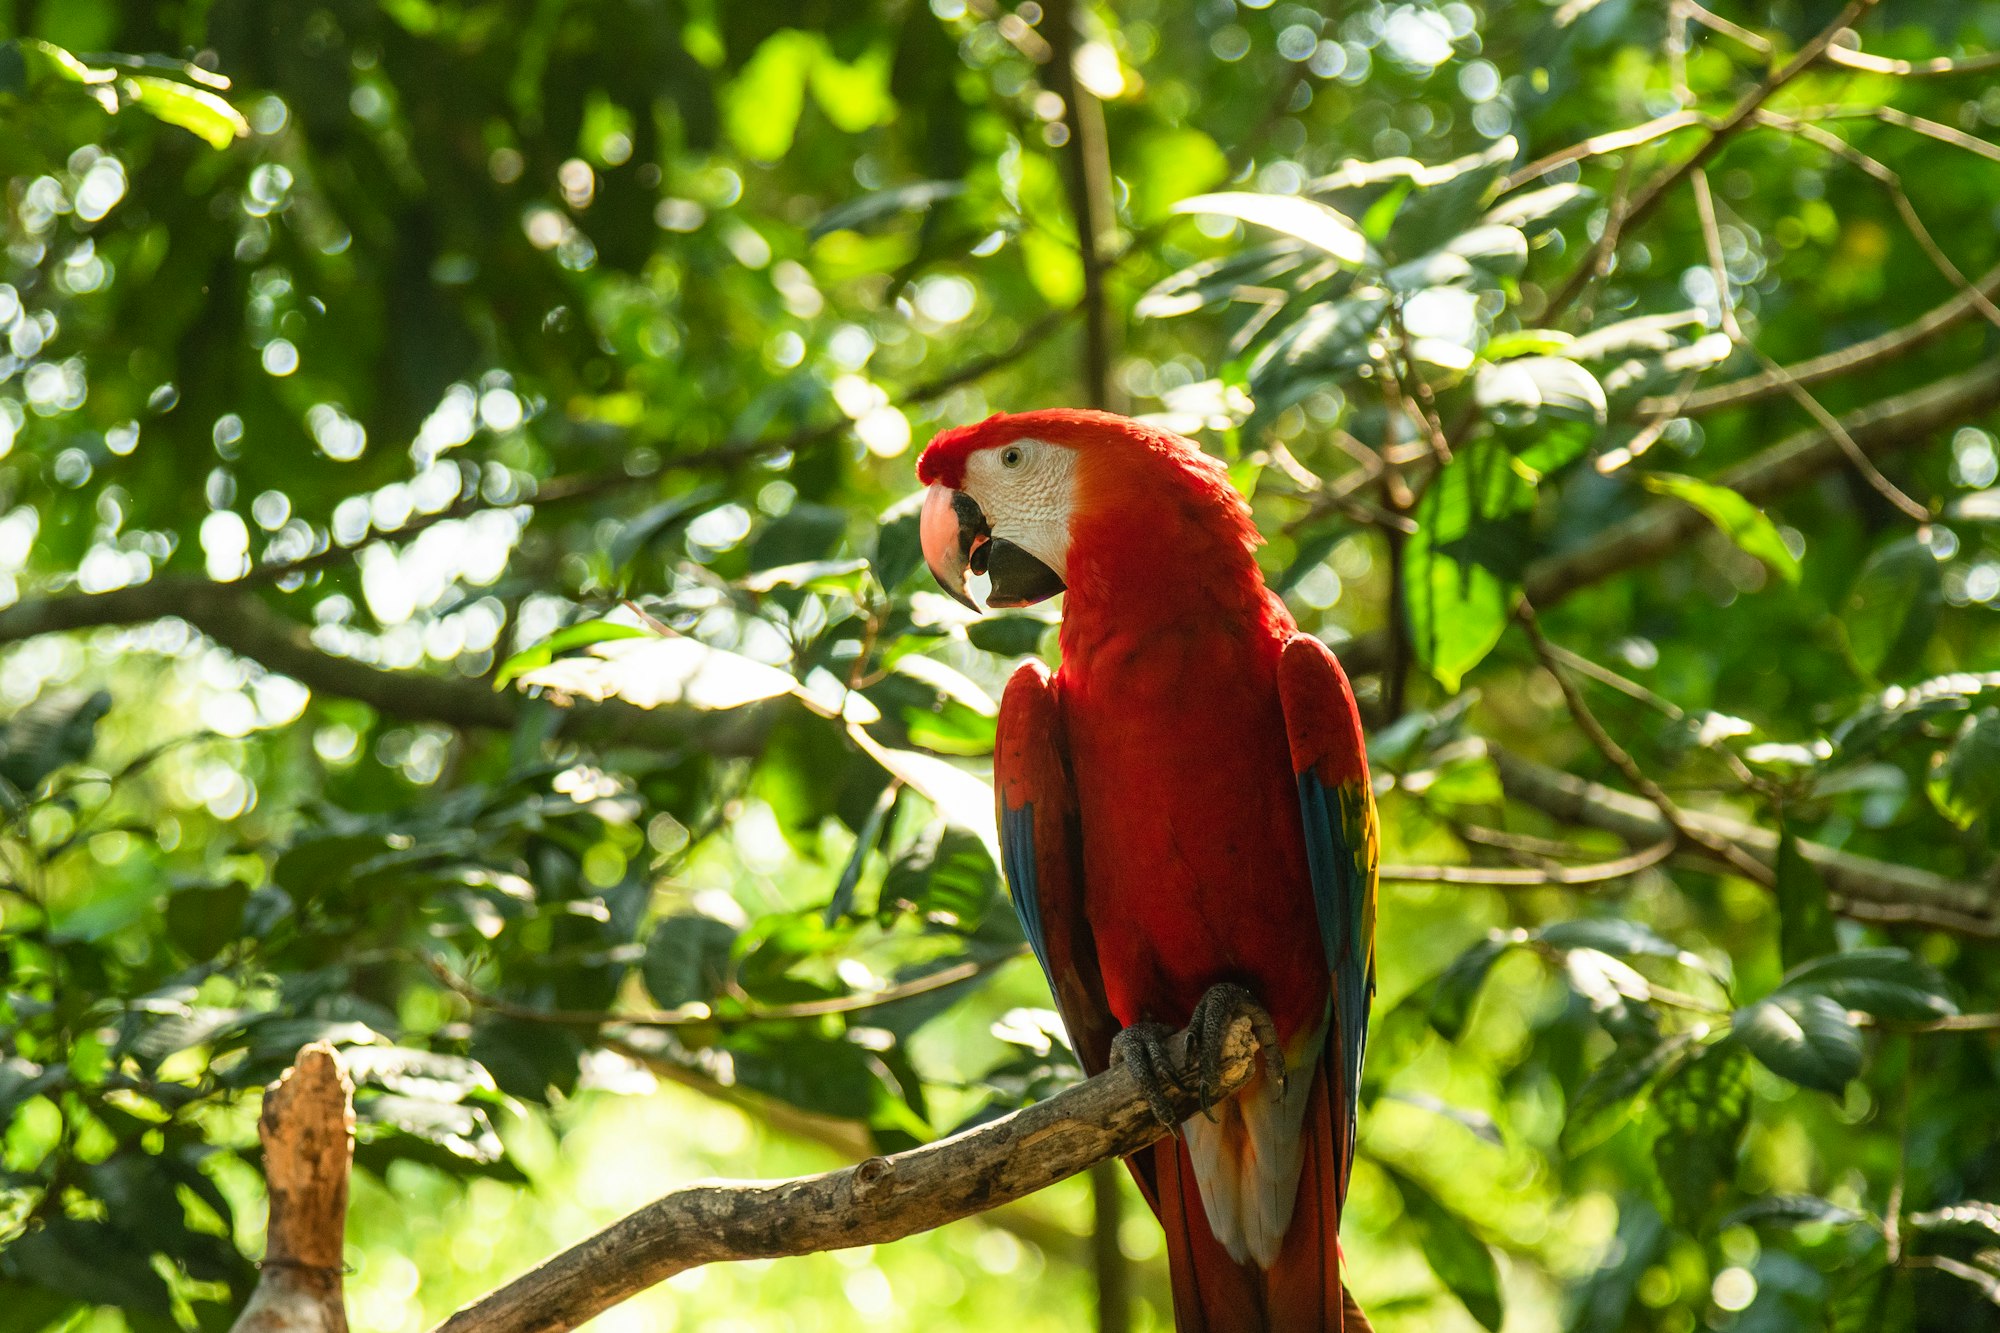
[1109,1021,1183,1136]
[1187,983,1288,1121]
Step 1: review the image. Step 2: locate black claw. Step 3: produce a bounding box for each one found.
[1188,983,1289,1113]
[1111,1021,1181,1136]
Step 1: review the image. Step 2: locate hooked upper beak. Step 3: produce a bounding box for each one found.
[919,483,1066,612]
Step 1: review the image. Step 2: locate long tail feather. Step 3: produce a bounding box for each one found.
[1139,1025,1358,1331]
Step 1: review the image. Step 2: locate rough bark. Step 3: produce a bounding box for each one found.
[230,1043,356,1333]
[431,1018,1262,1333]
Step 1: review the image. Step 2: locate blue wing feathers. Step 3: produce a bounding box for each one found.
[1001,798,1053,984]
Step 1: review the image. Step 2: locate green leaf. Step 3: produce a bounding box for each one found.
[1720,1194,1870,1230]
[0,41,26,95]
[1651,1042,1752,1224]
[849,725,998,856]
[0,1217,174,1315]
[1777,947,1957,1022]
[1908,1202,2000,1241]
[967,614,1054,657]
[1537,918,1685,961]
[1731,992,1863,1093]
[1565,310,1708,361]
[1173,192,1369,265]
[341,1048,497,1101]
[1841,537,1942,681]
[494,620,652,689]
[1134,244,1307,320]
[826,781,899,922]
[739,557,871,595]
[1481,328,1575,360]
[877,824,997,931]
[1931,707,2000,830]
[725,1030,929,1138]
[1384,1167,1504,1331]
[1832,671,2000,757]
[1481,181,1596,236]
[607,487,721,570]
[515,635,806,712]
[642,913,740,1008]
[1774,821,1838,971]
[121,74,247,148]
[810,179,964,238]
[0,688,112,792]
[1421,932,1514,1041]
[164,883,249,961]
[1405,440,1537,690]
[1475,357,1607,425]
[1563,1030,1697,1155]
[1641,473,1800,585]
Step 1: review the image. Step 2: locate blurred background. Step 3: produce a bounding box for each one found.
[2,0,2000,1329]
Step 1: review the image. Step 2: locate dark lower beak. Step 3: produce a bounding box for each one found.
[918,484,1065,612]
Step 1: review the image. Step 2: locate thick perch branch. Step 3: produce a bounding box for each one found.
[231,1042,355,1333]
[431,1018,1262,1333]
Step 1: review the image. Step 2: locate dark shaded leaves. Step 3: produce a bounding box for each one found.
[1731,993,1863,1094]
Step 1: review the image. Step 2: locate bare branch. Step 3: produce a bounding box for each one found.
[0,580,773,755]
[430,1017,1267,1333]
[1820,45,2000,77]
[1491,748,2000,933]
[231,1044,354,1333]
[1382,837,1674,886]
[1501,111,1707,192]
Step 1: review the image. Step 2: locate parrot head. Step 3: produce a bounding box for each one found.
[915,413,1080,612]
[916,408,1263,615]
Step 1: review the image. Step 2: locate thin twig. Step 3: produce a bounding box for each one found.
[1821,45,2000,77]
[1657,259,2000,417]
[1518,602,1777,886]
[1500,111,1708,192]
[1689,164,1929,519]
[1381,838,1674,886]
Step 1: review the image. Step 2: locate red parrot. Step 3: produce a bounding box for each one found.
[915,410,1378,1331]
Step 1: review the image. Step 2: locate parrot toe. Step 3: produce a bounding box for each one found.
[1188,982,1288,1115]
[1109,1020,1182,1135]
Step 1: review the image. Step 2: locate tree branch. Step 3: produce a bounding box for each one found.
[1520,600,1779,884]
[430,1016,1265,1333]
[231,1043,354,1333]
[0,579,772,755]
[1542,0,1884,323]
[1043,0,1121,414]
[1660,260,2000,417]
[1381,837,1675,886]
[1521,358,2000,610]
[1491,747,2000,933]
[1338,358,2000,678]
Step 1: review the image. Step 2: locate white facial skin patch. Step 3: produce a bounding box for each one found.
[962,437,1076,582]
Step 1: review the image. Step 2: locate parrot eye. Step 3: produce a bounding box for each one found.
[1001,446,1024,469]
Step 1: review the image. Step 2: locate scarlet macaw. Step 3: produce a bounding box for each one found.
[916,409,1378,1331]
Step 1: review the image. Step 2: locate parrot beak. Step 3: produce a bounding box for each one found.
[920,483,1066,612]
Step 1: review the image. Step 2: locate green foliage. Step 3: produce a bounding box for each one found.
[4,0,2000,1328]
